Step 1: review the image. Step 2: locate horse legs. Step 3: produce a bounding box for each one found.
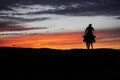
[91,42,93,49]
[88,43,90,49]
[86,43,90,49]
[86,43,88,49]
[86,42,93,49]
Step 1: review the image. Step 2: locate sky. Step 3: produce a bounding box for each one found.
[0,0,120,49]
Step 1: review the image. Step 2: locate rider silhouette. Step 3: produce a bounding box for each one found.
[83,24,96,42]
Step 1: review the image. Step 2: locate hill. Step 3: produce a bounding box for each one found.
[0,47,119,56]
[0,47,120,80]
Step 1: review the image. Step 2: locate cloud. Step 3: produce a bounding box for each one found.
[0,21,19,27]
[0,26,47,32]
[0,16,51,22]
[96,27,120,41]
[115,16,120,19]
[0,0,120,16]
[0,21,47,32]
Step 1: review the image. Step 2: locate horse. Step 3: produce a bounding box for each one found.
[83,34,96,49]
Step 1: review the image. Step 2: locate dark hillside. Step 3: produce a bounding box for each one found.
[0,47,120,80]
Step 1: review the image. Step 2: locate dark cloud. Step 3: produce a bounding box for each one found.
[0,21,47,32]
[0,0,120,16]
[27,7,120,16]
[0,16,51,22]
[0,21,18,27]
[0,0,120,35]
[96,27,120,40]
[115,16,120,19]
[0,26,47,32]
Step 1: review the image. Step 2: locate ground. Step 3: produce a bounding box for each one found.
[0,47,120,80]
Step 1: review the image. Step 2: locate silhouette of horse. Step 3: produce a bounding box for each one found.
[83,34,95,49]
[83,24,96,49]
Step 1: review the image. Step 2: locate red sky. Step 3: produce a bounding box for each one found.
[0,31,120,49]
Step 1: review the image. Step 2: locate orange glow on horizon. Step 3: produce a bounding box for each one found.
[0,32,120,49]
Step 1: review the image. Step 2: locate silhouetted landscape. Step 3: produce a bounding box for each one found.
[0,47,120,80]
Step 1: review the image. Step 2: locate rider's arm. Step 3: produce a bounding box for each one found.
[92,27,94,31]
[85,27,88,34]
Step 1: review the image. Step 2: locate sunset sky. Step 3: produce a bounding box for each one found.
[0,0,120,49]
